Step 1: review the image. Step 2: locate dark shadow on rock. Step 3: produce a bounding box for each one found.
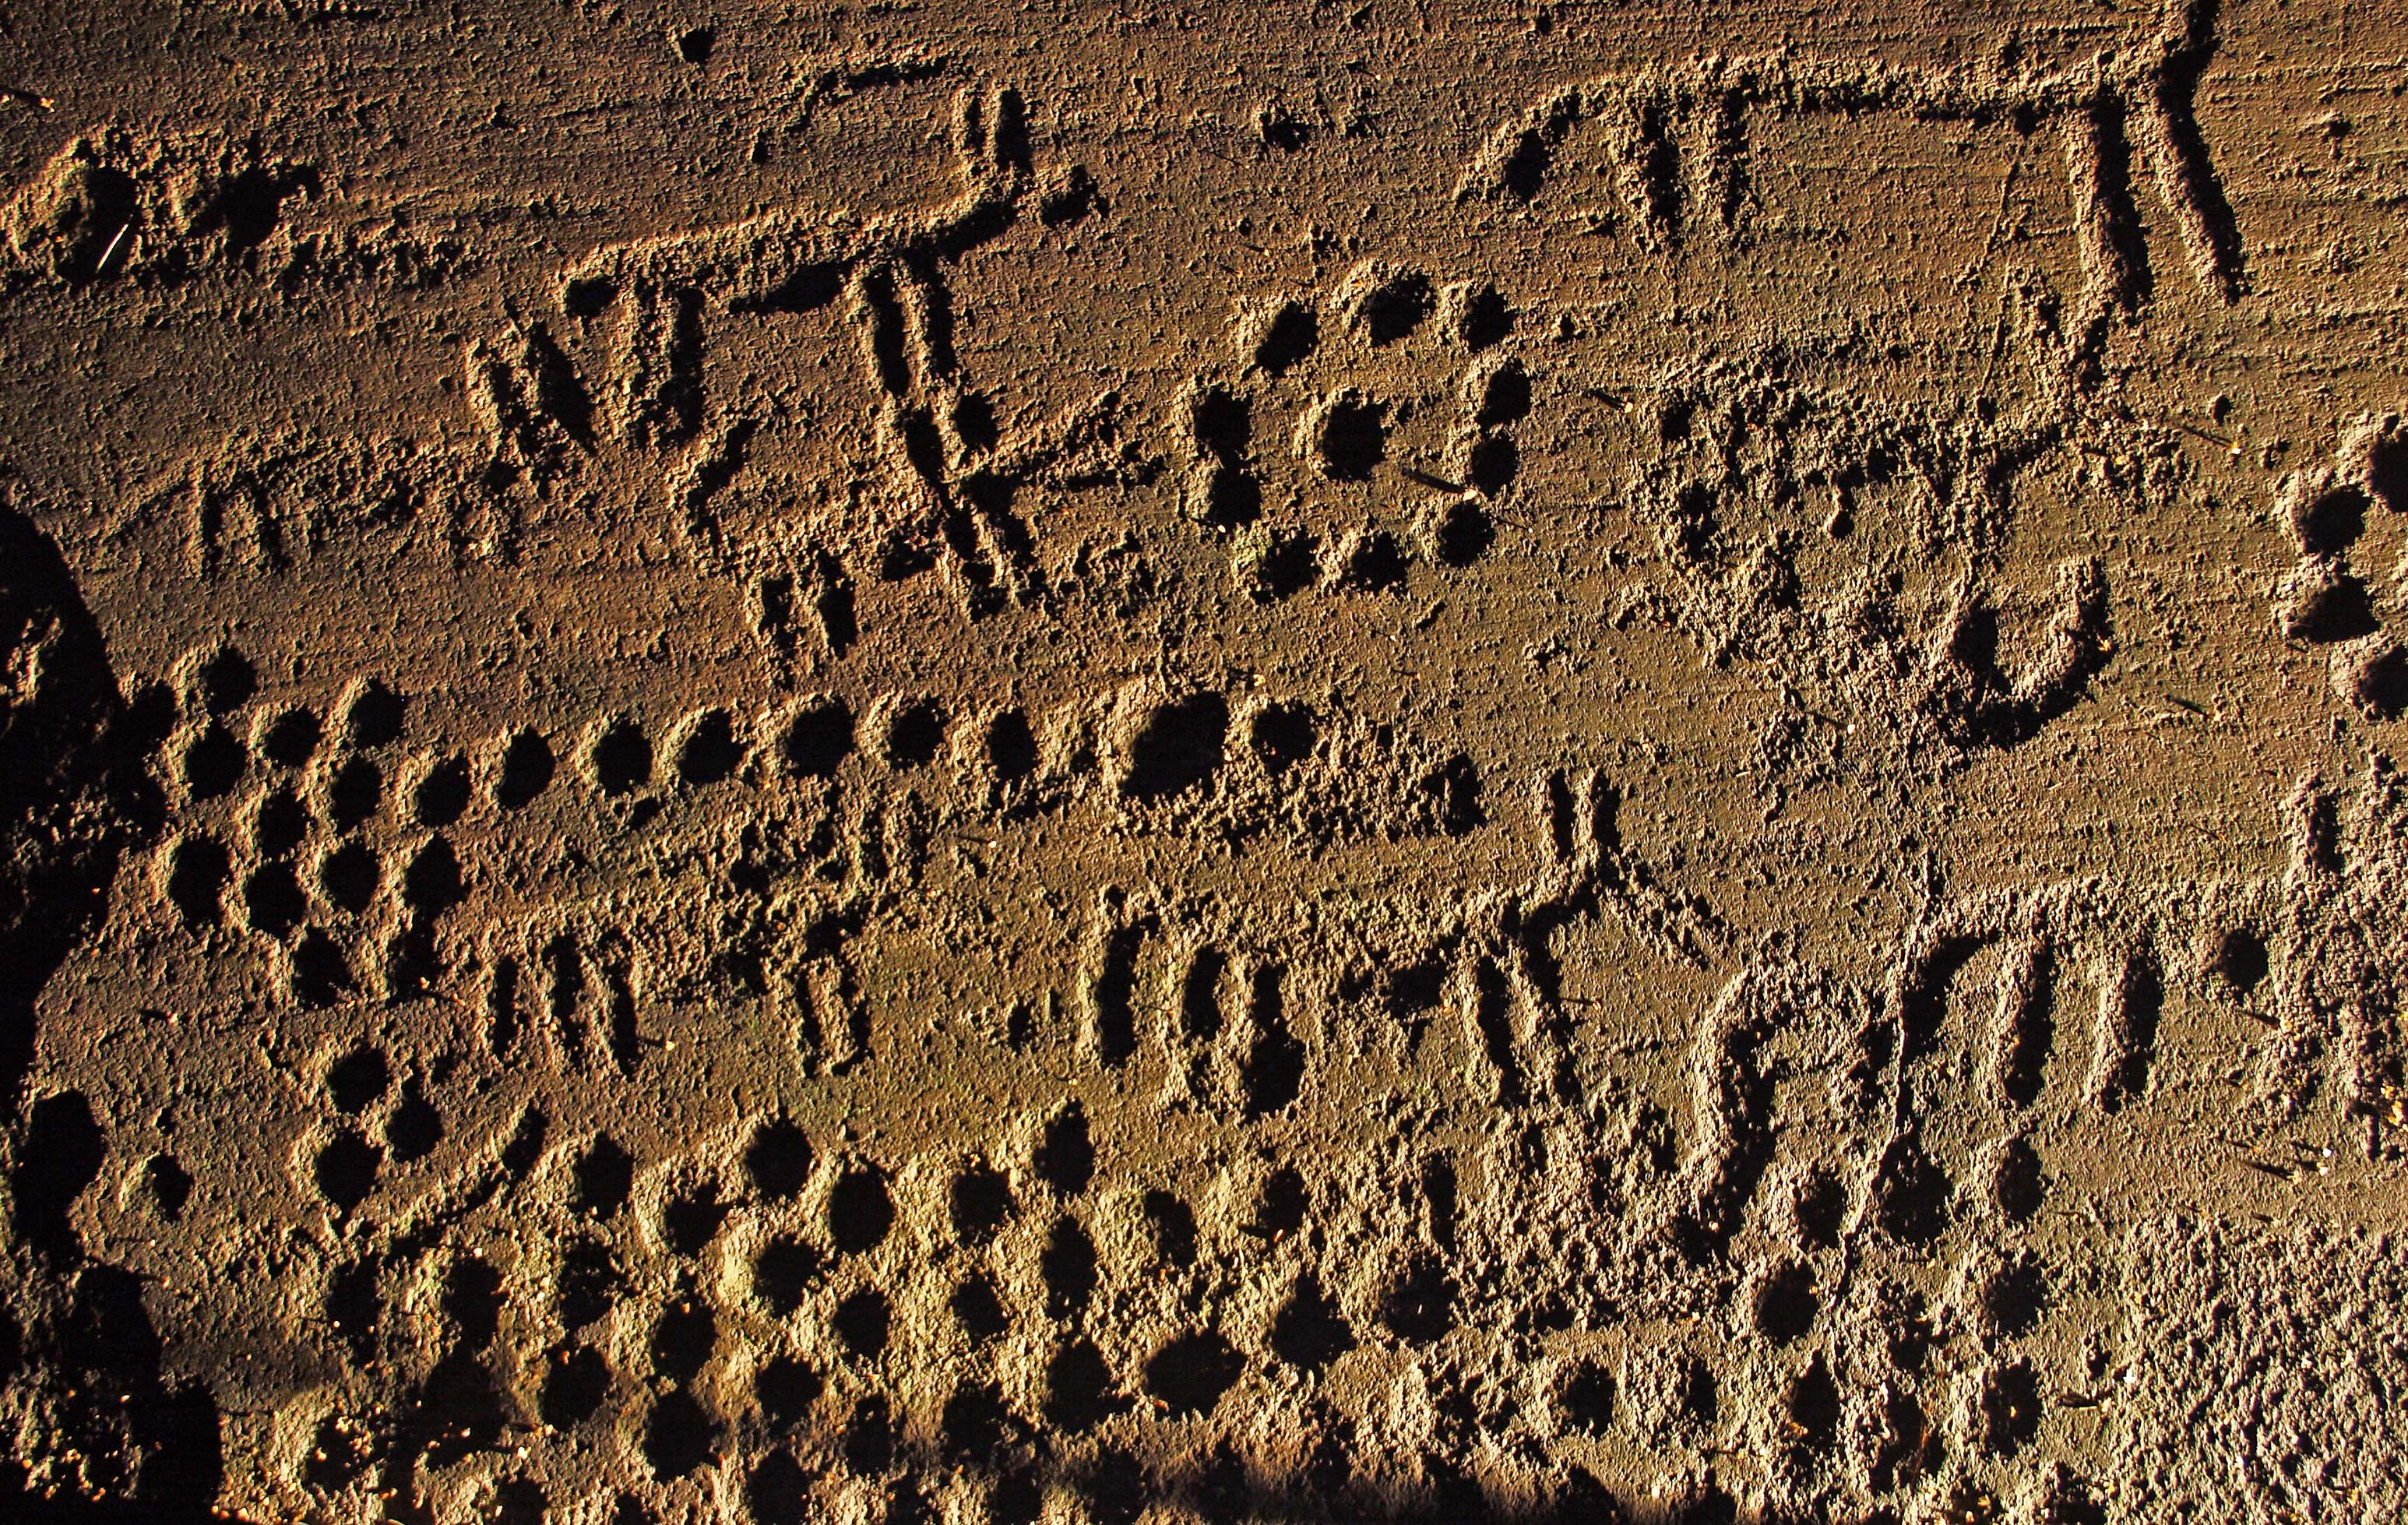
[2,503,209,1518]
[0,502,163,1115]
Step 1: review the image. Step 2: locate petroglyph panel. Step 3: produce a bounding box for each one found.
[3,1,2406,1520]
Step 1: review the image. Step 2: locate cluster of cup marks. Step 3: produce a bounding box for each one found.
[2272,412,2408,717]
[1180,262,1524,598]
[283,1070,1365,1525]
[153,645,468,1008]
[1684,930,2137,1517]
[1388,914,2139,1523]
[147,646,959,986]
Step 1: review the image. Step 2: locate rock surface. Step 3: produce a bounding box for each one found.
[1,0,2404,1520]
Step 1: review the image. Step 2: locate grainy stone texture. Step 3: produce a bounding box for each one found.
[1,0,2405,1520]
